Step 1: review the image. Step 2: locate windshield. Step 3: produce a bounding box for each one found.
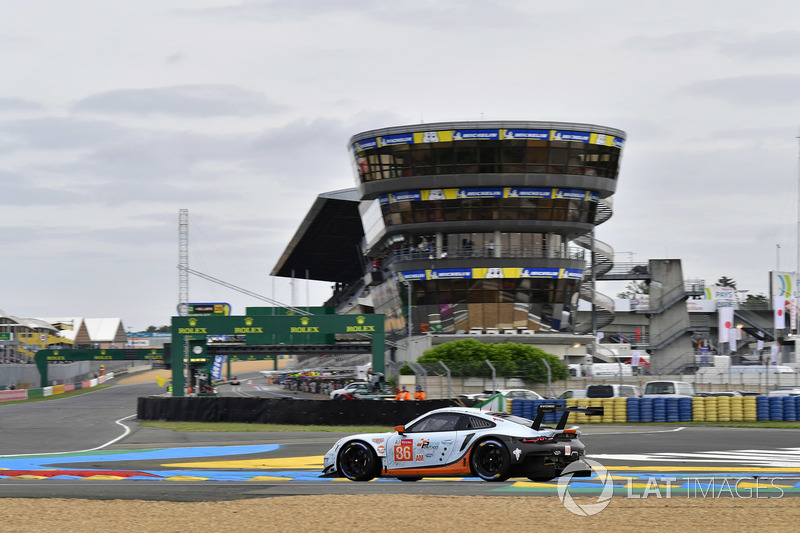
[645,382,675,394]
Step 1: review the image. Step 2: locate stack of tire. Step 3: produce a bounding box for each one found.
[665,398,680,422]
[678,397,693,422]
[756,396,769,421]
[612,397,628,423]
[627,397,640,422]
[651,397,667,422]
[692,396,706,422]
[704,396,719,422]
[742,396,757,421]
[717,396,731,422]
[729,396,744,421]
[638,398,654,423]
[769,396,784,421]
[783,396,797,422]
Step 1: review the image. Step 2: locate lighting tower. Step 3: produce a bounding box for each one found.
[178,209,189,316]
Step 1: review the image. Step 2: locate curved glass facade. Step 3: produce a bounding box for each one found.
[380,187,598,226]
[352,127,624,182]
[348,122,625,339]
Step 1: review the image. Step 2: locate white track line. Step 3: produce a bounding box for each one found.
[0,414,136,458]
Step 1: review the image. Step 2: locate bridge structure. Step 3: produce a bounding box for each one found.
[33,313,385,396]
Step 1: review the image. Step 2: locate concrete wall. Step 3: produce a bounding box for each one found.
[648,259,695,373]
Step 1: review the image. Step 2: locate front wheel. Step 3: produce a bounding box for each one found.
[339,441,378,481]
[470,438,511,482]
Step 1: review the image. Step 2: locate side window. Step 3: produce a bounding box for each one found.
[460,416,496,430]
[407,413,461,433]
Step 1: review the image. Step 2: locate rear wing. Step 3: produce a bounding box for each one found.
[532,404,604,430]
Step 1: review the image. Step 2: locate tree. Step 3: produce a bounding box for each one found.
[416,339,568,382]
[744,293,768,307]
[616,281,649,299]
[146,325,170,332]
[717,276,737,289]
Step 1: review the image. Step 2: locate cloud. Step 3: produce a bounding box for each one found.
[72,85,287,117]
[178,0,530,29]
[718,30,800,60]
[679,74,800,105]
[0,97,42,112]
[624,30,733,52]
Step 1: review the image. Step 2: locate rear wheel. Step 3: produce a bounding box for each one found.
[339,441,379,481]
[470,438,511,482]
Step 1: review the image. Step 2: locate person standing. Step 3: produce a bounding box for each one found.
[414,386,426,401]
[394,386,411,401]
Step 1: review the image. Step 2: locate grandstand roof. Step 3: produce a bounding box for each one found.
[270,188,365,283]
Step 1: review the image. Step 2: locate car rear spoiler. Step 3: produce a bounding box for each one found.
[532,404,604,430]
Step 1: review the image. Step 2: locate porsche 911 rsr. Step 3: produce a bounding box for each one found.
[321,404,601,482]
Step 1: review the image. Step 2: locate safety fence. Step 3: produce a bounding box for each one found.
[509,396,800,424]
[0,373,113,403]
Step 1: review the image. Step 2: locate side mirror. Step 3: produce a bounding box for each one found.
[394,425,405,434]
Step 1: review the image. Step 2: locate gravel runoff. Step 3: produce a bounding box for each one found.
[2,495,799,532]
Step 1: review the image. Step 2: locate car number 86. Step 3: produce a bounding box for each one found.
[394,443,413,461]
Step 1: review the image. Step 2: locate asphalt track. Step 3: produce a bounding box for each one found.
[1,372,800,501]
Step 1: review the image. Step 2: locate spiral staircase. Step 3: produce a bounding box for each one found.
[574,197,615,334]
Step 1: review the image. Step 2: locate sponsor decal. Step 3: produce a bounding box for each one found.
[503,128,550,140]
[378,133,414,147]
[552,130,591,143]
[453,129,500,141]
[430,269,473,279]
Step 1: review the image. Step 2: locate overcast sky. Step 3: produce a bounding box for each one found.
[2,1,800,331]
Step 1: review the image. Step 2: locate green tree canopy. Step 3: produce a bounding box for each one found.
[616,281,649,299]
[414,338,568,382]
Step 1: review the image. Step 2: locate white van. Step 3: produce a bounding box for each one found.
[642,380,695,398]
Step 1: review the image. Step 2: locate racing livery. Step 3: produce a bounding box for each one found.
[321,404,601,482]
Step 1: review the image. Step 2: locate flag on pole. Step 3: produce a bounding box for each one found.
[770,344,779,365]
[774,296,787,329]
[718,307,734,344]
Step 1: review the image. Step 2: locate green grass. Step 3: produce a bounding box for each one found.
[0,384,113,406]
[139,420,393,433]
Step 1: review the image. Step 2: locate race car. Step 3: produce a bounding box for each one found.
[321,404,602,482]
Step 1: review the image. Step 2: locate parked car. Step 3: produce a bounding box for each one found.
[767,387,800,397]
[585,384,640,398]
[642,380,695,398]
[556,389,587,399]
[329,381,370,400]
[321,404,602,482]
[494,389,544,400]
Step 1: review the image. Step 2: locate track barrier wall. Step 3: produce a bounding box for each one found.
[136,397,455,426]
[0,374,112,403]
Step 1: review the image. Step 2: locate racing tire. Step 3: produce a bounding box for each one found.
[470,438,511,482]
[397,476,422,482]
[338,441,379,481]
